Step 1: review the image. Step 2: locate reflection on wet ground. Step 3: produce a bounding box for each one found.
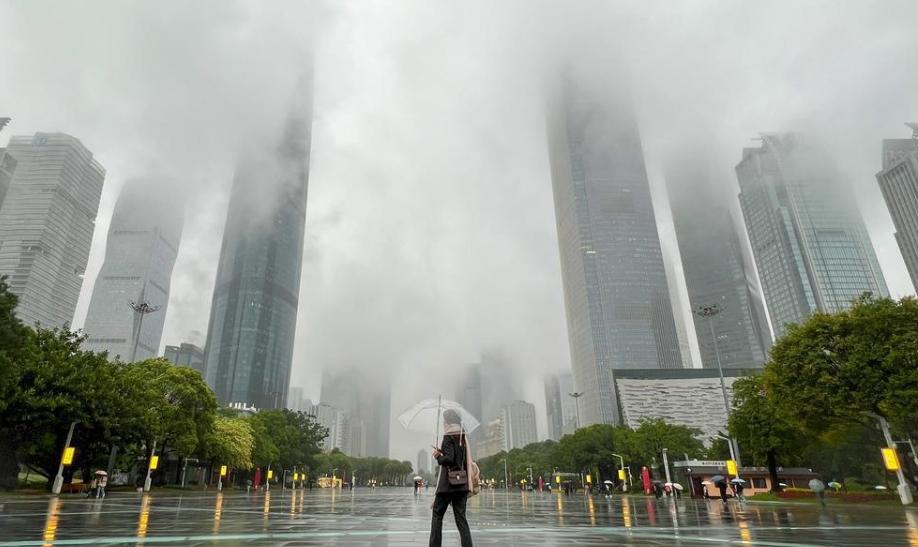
[1,488,916,546]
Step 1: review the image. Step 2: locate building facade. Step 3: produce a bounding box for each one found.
[0,133,105,327]
[499,400,537,452]
[82,179,182,361]
[164,342,205,375]
[0,118,16,210]
[614,368,757,442]
[736,133,888,338]
[665,155,771,369]
[876,124,918,291]
[544,372,578,440]
[547,70,682,426]
[321,369,390,457]
[204,102,312,409]
[309,402,349,453]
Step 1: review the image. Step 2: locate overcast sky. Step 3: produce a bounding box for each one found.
[2,0,917,462]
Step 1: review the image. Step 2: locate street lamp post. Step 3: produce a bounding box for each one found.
[866,412,914,505]
[611,453,627,492]
[502,458,509,492]
[129,300,161,362]
[693,303,742,469]
[52,421,79,495]
[143,440,157,492]
[568,392,584,429]
[661,448,672,487]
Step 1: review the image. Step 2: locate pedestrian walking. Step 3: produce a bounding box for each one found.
[717,480,728,504]
[429,409,473,547]
[96,471,107,499]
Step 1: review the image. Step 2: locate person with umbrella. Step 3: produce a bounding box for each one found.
[429,409,473,547]
[711,475,728,504]
[809,478,827,507]
[94,470,108,499]
[730,478,746,502]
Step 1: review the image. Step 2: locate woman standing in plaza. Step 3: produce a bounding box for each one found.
[429,409,473,547]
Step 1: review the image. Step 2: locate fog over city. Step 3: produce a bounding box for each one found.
[2,0,917,462]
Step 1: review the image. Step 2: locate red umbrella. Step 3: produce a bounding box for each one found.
[254,468,262,489]
[641,467,652,494]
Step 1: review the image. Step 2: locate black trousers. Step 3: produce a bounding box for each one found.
[429,491,473,547]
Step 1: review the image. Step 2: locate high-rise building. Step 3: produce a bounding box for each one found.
[499,400,537,451]
[0,117,16,209]
[547,69,682,426]
[164,342,206,376]
[876,123,918,291]
[477,419,504,459]
[204,97,312,409]
[0,133,105,328]
[544,372,578,440]
[287,386,306,412]
[82,178,182,361]
[736,134,888,338]
[321,369,390,457]
[665,155,771,369]
[308,402,349,453]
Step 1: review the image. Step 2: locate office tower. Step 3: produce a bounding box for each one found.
[544,372,578,440]
[416,449,429,474]
[204,94,312,409]
[0,117,15,209]
[82,179,182,361]
[876,123,918,291]
[736,134,888,338]
[308,402,350,453]
[456,352,521,447]
[287,386,306,412]
[321,369,390,457]
[164,342,206,375]
[0,133,105,327]
[477,419,504,458]
[665,154,771,369]
[499,400,537,451]
[547,69,682,426]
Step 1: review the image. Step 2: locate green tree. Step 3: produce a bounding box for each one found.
[0,327,143,488]
[0,276,31,488]
[624,418,704,473]
[122,358,218,457]
[204,416,254,470]
[727,375,807,491]
[765,295,918,436]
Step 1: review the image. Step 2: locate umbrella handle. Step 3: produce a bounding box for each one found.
[434,394,442,448]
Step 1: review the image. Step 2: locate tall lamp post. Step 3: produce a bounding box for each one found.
[692,303,742,469]
[568,392,584,430]
[129,300,160,362]
[611,453,627,492]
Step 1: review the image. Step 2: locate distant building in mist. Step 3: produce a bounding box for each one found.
[321,369,390,458]
[203,95,312,410]
[665,158,771,369]
[83,178,183,361]
[736,133,888,338]
[477,419,504,459]
[0,133,105,327]
[456,352,521,448]
[308,402,349,453]
[876,123,918,292]
[164,342,205,376]
[544,372,578,440]
[0,118,16,209]
[287,386,307,412]
[499,400,537,452]
[547,70,682,427]
[416,449,429,474]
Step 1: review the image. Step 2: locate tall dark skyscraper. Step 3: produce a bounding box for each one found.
[547,69,682,426]
[204,92,312,409]
[737,133,888,338]
[665,154,771,369]
[876,123,918,292]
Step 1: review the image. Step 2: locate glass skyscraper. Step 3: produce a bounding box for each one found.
[665,155,771,369]
[82,178,183,361]
[876,124,918,292]
[0,133,105,328]
[736,133,888,338]
[204,102,312,409]
[547,71,682,426]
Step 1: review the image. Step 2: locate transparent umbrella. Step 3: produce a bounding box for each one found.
[397,396,481,445]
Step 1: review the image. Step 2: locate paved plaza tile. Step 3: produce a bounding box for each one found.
[1,488,917,546]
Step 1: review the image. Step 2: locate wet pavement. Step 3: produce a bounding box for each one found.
[1,488,917,546]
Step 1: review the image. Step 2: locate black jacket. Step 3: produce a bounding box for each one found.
[435,433,469,494]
